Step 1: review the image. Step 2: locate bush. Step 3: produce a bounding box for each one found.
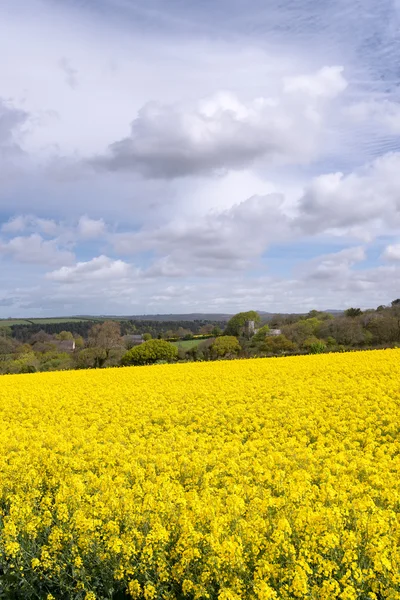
[211,336,241,358]
[259,334,298,356]
[308,341,327,354]
[121,339,178,366]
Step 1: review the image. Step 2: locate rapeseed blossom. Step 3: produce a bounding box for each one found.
[0,350,399,598]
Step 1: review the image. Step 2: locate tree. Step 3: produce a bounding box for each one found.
[55,331,74,341]
[283,318,322,345]
[0,326,12,338]
[345,308,363,318]
[258,335,297,355]
[0,336,17,357]
[143,333,152,341]
[211,336,241,358]
[88,321,122,367]
[211,326,222,337]
[224,311,260,336]
[121,339,178,366]
[251,324,270,343]
[319,317,366,346]
[199,324,214,335]
[74,335,85,349]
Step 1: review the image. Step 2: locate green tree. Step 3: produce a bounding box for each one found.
[121,339,178,366]
[55,331,74,341]
[74,335,85,349]
[259,335,297,355]
[211,326,222,337]
[224,311,260,336]
[88,321,122,367]
[251,324,270,342]
[283,318,322,345]
[345,308,363,318]
[211,336,241,358]
[143,333,152,341]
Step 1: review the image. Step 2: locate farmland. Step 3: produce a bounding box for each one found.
[171,338,205,350]
[0,350,399,599]
[0,317,94,327]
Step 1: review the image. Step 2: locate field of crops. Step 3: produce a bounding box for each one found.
[0,351,399,599]
[0,317,93,327]
[171,339,204,350]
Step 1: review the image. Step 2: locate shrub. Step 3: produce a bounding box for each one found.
[121,339,178,366]
[308,341,327,354]
[211,336,241,358]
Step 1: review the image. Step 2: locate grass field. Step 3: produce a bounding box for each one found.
[0,349,399,598]
[171,338,205,350]
[0,317,95,327]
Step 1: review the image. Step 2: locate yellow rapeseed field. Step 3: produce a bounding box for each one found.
[0,350,400,599]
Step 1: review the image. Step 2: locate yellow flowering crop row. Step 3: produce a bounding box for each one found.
[0,350,399,599]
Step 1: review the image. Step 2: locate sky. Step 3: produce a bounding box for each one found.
[1,0,400,316]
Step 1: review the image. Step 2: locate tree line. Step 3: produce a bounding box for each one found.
[1,301,400,374]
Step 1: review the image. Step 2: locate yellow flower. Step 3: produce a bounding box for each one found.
[0,349,399,598]
[128,580,141,598]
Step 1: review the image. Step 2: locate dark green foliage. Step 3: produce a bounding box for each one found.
[345,308,363,318]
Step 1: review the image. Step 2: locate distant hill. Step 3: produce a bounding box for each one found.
[77,313,233,322]
[1,309,345,326]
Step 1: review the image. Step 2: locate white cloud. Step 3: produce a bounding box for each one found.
[283,66,347,98]
[0,233,74,265]
[47,255,131,283]
[77,215,106,239]
[296,153,400,235]
[1,215,59,236]
[114,193,291,275]
[301,246,366,281]
[382,243,400,261]
[91,70,346,178]
[345,100,400,135]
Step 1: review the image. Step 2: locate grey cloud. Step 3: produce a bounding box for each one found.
[299,246,366,281]
[0,99,28,153]
[114,193,291,276]
[296,152,400,234]
[58,58,78,90]
[90,72,345,179]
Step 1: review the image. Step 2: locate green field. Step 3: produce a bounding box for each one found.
[172,338,206,350]
[0,318,94,327]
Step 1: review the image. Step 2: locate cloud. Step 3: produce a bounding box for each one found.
[0,99,28,154]
[345,100,400,135]
[283,66,347,98]
[301,246,366,281]
[382,243,400,262]
[77,215,106,239]
[1,215,59,236]
[296,152,400,235]
[58,57,78,90]
[47,255,131,283]
[90,68,346,179]
[114,193,291,275]
[0,234,74,266]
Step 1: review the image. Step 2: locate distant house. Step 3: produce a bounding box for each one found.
[54,340,76,352]
[268,329,282,336]
[123,334,144,347]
